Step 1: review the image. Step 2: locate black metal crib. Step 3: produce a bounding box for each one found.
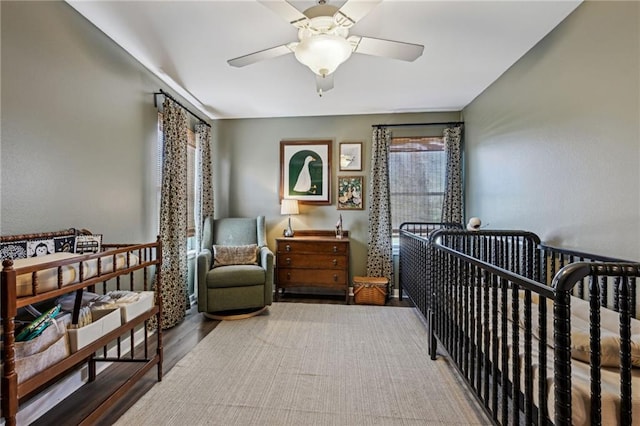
[399,226,640,425]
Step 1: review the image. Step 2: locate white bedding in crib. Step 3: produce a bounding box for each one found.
[482,290,640,425]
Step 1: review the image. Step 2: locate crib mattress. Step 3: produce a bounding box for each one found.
[10,252,139,297]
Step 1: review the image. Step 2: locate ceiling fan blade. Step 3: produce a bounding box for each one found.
[258,0,308,27]
[349,36,424,62]
[316,73,334,96]
[228,44,295,68]
[336,0,382,25]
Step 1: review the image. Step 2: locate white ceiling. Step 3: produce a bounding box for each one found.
[66,0,581,120]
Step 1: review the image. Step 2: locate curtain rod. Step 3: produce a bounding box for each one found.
[372,121,464,128]
[154,89,211,128]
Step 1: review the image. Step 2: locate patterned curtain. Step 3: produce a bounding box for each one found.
[159,98,189,329]
[195,122,214,251]
[366,127,393,285]
[441,125,464,224]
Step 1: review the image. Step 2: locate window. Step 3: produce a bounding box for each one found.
[389,136,445,235]
[157,113,198,250]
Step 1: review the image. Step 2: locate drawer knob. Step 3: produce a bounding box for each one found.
[285,245,291,252]
[333,246,337,253]
[333,274,338,281]
[286,272,291,280]
[286,257,291,265]
[332,259,337,266]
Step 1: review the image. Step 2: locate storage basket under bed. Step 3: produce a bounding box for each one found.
[353,276,389,305]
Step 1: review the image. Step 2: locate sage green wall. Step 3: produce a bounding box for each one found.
[463,1,640,260]
[1,1,204,243]
[216,112,461,277]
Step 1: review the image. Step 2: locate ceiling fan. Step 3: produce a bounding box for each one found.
[227,0,424,96]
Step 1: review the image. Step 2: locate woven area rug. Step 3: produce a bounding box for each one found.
[116,303,489,425]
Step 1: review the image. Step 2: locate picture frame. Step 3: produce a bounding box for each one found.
[339,142,363,171]
[280,140,332,205]
[337,176,364,210]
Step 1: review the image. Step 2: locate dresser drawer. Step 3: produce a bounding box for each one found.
[277,269,348,287]
[277,254,347,269]
[278,240,348,255]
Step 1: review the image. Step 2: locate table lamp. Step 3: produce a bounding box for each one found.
[281,199,299,237]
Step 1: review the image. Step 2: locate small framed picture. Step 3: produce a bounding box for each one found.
[337,176,364,210]
[339,142,362,171]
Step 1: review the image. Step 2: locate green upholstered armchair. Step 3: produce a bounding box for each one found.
[197,216,273,317]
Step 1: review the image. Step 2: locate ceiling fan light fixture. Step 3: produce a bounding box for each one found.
[294,34,353,77]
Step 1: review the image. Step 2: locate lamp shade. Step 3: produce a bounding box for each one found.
[281,199,299,215]
[294,34,353,77]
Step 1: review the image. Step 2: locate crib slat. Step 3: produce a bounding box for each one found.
[475,260,483,393]
[473,263,479,376]
[554,289,572,426]
[523,288,533,424]
[619,276,632,426]
[454,256,462,367]
[589,276,602,426]
[482,269,490,407]
[463,259,471,377]
[511,282,521,424]
[614,276,621,312]
[631,277,637,318]
[538,296,548,423]
[490,273,499,418]
[501,279,509,425]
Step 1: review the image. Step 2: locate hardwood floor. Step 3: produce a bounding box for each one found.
[30,293,412,425]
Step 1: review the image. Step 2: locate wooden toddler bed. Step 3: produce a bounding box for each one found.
[0,228,163,425]
[399,226,640,425]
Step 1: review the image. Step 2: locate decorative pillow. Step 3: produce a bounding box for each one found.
[27,239,55,257]
[0,241,28,261]
[213,244,258,267]
[75,234,102,254]
[54,235,76,253]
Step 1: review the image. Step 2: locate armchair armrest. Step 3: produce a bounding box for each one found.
[197,249,212,310]
[259,246,274,305]
[259,246,273,269]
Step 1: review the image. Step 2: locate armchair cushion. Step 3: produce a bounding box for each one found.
[213,244,258,267]
[207,264,266,288]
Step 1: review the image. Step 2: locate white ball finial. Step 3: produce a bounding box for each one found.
[466,217,481,231]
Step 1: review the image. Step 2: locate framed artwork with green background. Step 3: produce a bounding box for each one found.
[280,140,331,205]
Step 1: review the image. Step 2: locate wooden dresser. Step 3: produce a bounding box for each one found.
[275,230,350,302]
